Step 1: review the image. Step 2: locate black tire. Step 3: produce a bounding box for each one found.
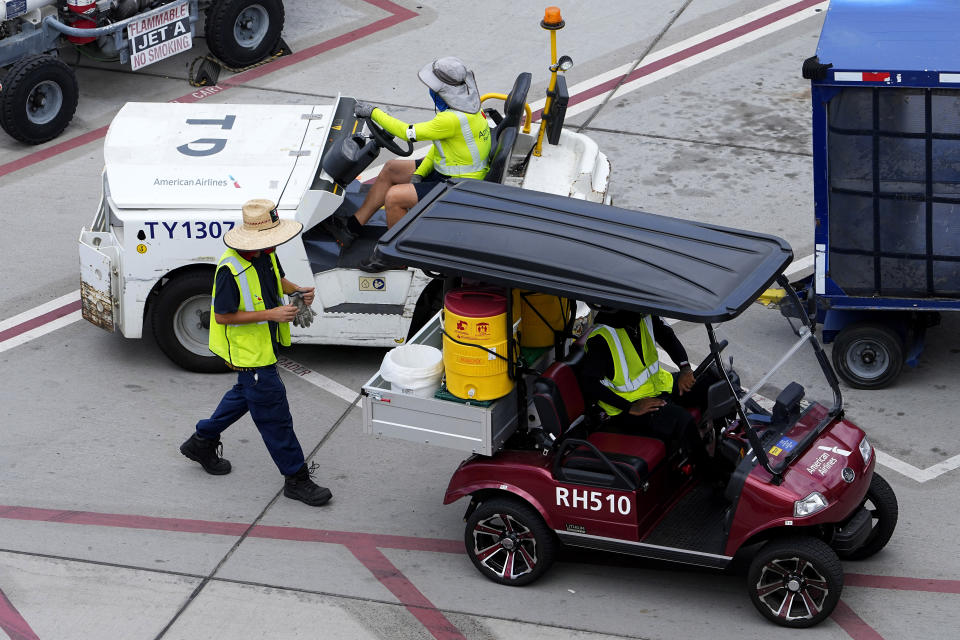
[0,55,78,145]
[465,497,556,586]
[831,322,904,390]
[205,0,285,68]
[151,271,228,373]
[840,473,898,560]
[406,278,444,340]
[747,536,843,628]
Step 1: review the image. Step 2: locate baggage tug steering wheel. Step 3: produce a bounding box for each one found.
[364,117,414,157]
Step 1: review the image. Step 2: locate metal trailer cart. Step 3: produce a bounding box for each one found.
[0,0,286,144]
[801,0,960,389]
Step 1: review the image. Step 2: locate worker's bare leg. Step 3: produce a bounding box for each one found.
[385,184,419,228]
[354,159,417,225]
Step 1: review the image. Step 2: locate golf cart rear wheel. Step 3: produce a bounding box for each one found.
[0,55,78,145]
[747,536,842,628]
[840,473,898,560]
[152,270,227,373]
[465,497,555,586]
[832,323,904,390]
[205,0,285,69]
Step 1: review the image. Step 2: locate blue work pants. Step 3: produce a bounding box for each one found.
[196,365,306,476]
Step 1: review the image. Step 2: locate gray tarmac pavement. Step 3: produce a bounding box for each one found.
[2,1,959,639]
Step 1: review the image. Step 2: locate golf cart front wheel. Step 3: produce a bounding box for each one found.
[465,497,556,586]
[205,0,285,68]
[747,536,842,628]
[832,323,904,390]
[0,55,78,145]
[839,473,898,560]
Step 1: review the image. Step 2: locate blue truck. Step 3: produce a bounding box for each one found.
[802,0,960,389]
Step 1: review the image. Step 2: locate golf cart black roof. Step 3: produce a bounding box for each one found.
[377,181,793,323]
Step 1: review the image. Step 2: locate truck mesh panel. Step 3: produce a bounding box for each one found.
[827,88,960,297]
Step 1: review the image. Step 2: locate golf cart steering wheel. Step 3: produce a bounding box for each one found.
[365,117,414,157]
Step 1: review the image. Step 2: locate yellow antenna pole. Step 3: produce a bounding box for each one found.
[533,6,564,157]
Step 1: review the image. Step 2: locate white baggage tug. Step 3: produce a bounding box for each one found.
[78,8,611,371]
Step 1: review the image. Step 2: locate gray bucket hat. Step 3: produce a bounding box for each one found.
[417,57,481,113]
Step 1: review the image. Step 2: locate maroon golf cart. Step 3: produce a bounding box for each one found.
[362,180,898,628]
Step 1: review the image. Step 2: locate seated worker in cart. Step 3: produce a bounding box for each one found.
[321,56,491,272]
[581,308,710,468]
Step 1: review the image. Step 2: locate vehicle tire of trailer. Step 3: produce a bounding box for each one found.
[0,55,78,145]
[831,322,904,389]
[407,278,444,340]
[465,497,556,587]
[839,473,898,561]
[747,536,842,628]
[152,271,228,373]
[205,0,285,69]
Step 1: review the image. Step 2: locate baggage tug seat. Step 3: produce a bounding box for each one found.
[533,360,666,489]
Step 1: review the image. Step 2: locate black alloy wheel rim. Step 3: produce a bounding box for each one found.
[755,556,830,622]
[472,512,538,580]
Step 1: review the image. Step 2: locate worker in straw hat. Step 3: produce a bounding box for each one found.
[320,56,491,272]
[179,199,332,507]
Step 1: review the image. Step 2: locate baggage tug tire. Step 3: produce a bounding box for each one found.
[152,271,228,373]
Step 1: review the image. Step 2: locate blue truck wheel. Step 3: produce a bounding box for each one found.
[831,323,904,390]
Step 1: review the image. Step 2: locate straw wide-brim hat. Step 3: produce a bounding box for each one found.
[418,56,481,113]
[224,199,303,251]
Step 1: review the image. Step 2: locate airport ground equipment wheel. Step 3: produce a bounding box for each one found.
[152,270,228,373]
[465,497,556,586]
[0,55,78,145]
[747,536,843,628]
[831,322,904,390]
[839,473,898,560]
[205,0,284,68]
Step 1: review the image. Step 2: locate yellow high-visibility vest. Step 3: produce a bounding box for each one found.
[208,249,290,368]
[588,317,675,416]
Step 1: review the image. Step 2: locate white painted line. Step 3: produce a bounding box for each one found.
[784,254,814,277]
[276,356,360,404]
[0,311,83,354]
[876,450,960,484]
[0,290,80,332]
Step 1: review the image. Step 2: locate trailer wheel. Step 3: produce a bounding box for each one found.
[406,278,444,340]
[152,271,227,373]
[465,497,556,586]
[205,0,284,69]
[747,536,842,628]
[831,323,904,389]
[840,473,898,560]
[0,55,78,145]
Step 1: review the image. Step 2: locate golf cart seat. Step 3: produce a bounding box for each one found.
[484,72,530,184]
[534,359,666,489]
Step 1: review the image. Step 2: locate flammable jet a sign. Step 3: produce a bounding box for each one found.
[127,0,192,71]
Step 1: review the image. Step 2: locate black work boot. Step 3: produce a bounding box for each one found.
[179,433,232,475]
[320,215,358,249]
[283,463,332,506]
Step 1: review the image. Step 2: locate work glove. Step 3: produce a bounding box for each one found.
[288,291,317,328]
[354,101,377,119]
[409,174,423,184]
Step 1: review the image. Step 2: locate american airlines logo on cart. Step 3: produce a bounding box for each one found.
[127,0,192,71]
[152,176,231,187]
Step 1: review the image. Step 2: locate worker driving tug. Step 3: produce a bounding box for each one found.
[321,56,492,272]
[581,308,712,470]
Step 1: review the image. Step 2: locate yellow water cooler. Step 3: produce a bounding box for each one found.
[442,289,517,401]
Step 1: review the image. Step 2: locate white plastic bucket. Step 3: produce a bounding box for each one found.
[379,344,444,398]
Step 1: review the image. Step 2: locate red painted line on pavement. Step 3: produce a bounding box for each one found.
[846,573,960,595]
[0,300,81,344]
[0,505,248,537]
[0,0,418,179]
[831,601,885,640]
[346,542,467,640]
[0,588,40,640]
[0,505,463,554]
